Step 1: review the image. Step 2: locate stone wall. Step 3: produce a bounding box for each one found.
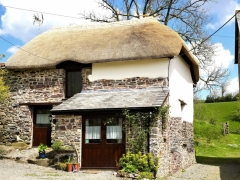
[150,114,196,177]
[82,67,168,91]
[0,69,65,145]
[51,114,82,163]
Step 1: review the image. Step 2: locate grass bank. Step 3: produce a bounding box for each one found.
[194,101,240,164]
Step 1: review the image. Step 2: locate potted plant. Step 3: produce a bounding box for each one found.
[72,162,80,172]
[66,156,73,172]
[38,143,47,159]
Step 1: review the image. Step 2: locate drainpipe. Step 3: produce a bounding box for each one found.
[167,57,174,86]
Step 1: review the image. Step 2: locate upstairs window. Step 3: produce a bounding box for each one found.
[66,70,82,98]
[56,61,91,98]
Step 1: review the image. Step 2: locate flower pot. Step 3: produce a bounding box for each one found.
[73,163,80,172]
[116,165,120,171]
[39,152,46,159]
[67,163,73,172]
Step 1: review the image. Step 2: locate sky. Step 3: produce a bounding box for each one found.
[0,0,239,99]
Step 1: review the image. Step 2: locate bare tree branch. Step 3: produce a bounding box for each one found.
[79,0,229,93]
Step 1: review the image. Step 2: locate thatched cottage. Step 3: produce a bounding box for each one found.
[0,17,198,177]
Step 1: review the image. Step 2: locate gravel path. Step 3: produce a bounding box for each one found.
[0,159,121,180]
[1,146,240,180]
[166,163,240,180]
[1,159,240,180]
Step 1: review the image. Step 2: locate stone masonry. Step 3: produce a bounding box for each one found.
[150,114,196,177]
[51,114,82,163]
[0,69,65,146]
[0,66,196,178]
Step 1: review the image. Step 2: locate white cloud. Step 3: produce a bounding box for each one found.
[0,0,105,43]
[212,43,234,68]
[227,77,239,95]
[7,46,19,53]
[206,0,240,29]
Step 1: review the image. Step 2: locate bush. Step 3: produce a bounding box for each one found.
[51,140,62,151]
[119,152,159,176]
[209,118,216,125]
[55,162,67,171]
[194,119,223,143]
[194,103,206,120]
[230,107,240,122]
[138,172,153,180]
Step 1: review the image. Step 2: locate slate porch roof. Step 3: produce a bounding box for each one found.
[51,88,169,113]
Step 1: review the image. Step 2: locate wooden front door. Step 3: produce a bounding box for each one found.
[32,106,52,147]
[82,114,125,168]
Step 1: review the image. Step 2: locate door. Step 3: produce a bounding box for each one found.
[32,106,52,147]
[82,114,125,168]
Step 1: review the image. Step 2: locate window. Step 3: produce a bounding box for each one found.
[56,61,91,98]
[66,70,82,98]
[35,107,52,127]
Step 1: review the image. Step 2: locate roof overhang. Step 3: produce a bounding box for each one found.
[51,88,169,114]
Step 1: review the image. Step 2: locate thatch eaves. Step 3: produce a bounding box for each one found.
[5,17,199,81]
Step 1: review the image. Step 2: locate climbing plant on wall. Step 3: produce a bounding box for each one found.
[122,105,170,153]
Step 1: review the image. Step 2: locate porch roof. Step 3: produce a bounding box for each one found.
[51,88,169,113]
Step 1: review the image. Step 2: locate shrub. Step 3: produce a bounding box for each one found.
[119,152,159,176]
[236,127,240,134]
[56,162,67,171]
[194,103,206,120]
[194,119,223,143]
[138,172,153,180]
[209,118,216,125]
[230,107,240,122]
[0,147,6,157]
[51,140,62,151]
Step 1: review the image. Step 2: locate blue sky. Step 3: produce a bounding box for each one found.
[0,0,239,99]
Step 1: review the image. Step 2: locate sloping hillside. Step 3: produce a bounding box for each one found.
[194,101,240,164]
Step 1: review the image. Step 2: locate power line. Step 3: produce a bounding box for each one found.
[213,35,234,39]
[0,36,51,61]
[179,10,240,59]
[0,4,82,20]
[0,4,238,63]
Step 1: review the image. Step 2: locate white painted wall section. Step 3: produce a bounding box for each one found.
[169,56,194,123]
[88,59,169,81]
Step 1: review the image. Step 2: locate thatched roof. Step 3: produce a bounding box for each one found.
[51,88,168,113]
[5,17,198,81]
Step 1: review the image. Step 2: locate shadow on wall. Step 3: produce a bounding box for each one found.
[196,156,240,180]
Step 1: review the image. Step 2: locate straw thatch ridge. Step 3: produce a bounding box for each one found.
[5,17,198,80]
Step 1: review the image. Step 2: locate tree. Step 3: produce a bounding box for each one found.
[80,0,229,92]
[220,81,229,97]
[0,54,9,102]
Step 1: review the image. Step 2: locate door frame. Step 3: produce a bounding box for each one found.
[32,105,52,147]
[81,112,125,168]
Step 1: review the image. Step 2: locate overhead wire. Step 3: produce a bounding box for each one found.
[0,4,239,62]
[0,4,82,20]
[178,10,240,59]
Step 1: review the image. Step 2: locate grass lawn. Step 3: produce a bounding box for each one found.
[194,101,240,164]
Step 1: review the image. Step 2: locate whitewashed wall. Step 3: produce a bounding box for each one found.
[88,57,194,123]
[169,56,194,123]
[88,59,169,81]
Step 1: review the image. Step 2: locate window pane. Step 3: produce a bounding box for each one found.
[36,109,51,127]
[67,71,82,97]
[106,118,122,143]
[85,119,101,144]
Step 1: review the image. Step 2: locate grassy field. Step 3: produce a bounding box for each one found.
[194,101,240,164]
